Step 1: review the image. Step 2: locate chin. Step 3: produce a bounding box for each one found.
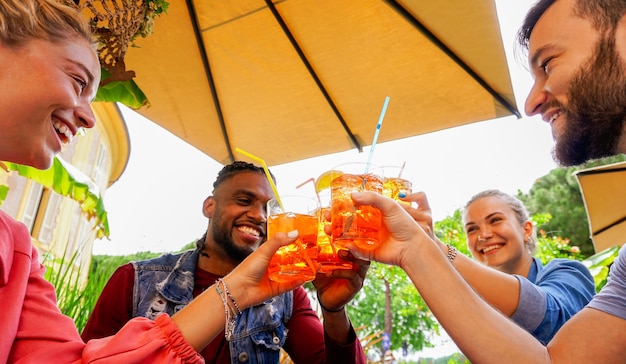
[11,153,53,170]
[30,156,54,170]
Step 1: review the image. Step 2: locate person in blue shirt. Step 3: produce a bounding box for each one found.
[403,189,595,344]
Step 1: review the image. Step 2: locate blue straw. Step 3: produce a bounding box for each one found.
[365,96,390,172]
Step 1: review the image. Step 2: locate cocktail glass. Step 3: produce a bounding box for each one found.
[381,165,413,205]
[316,189,354,273]
[267,196,319,282]
[330,162,383,250]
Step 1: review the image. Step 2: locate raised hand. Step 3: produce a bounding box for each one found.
[313,250,370,312]
[224,231,306,309]
[400,191,435,240]
[343,192,430,269]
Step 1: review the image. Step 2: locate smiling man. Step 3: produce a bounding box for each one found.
[336,0,626,362]
[82,161,367,364]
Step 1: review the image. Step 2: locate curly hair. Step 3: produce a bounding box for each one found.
[212,160,276,193]
[464,189,538,254]
[0,0,93,47]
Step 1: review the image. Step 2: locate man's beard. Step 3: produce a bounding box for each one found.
[553,34,626,166]
[211,221,255,263]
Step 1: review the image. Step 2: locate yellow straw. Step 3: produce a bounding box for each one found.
[235,147,282,209]
[235,148,316,274]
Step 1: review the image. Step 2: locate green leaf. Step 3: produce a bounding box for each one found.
[95,67,149,109]
[582,245,620,268]
[0,184,8,206]
[3,157,109,238]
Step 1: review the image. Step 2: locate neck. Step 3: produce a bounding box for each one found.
[196,240,238,276]
[509,255,534,277]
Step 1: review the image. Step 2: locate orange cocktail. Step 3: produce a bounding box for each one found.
[267,197,319,282]
[382,165,413,204]
[330,163,383,250]
[316,207,353,273]
[383,177,412,201]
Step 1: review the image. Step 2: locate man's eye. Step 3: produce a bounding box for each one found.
[540,57,554,74]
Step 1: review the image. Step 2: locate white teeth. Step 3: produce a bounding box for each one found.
[482,244,502,254]
[549,112,561,124]
[238,226,260,237]
[53,120,73,143]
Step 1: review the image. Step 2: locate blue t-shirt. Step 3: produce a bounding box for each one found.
[511,257,595,344]
[587,245,626,320]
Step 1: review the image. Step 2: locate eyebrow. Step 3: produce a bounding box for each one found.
[529,44,556,68]
[67,57,96,93]
[464,212,504,229]
[233,190,260,199]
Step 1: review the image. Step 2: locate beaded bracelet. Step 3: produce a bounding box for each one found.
[220,279,242,315]
[215,279,241,340]
[446,244,458,263]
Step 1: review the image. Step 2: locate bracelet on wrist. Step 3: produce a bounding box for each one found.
[215,278,241,341]
[446,244,458,263]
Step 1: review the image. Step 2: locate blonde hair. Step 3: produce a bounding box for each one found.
[464,189,538,253]
[0,0,92,47]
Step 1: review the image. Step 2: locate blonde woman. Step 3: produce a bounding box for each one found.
[0,1,300,362]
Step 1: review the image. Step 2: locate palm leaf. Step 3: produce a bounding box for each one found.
[2,157,109,238]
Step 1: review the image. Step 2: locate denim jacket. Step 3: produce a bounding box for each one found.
[132,249,294,364]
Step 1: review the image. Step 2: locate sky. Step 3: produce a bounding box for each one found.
[92,0,551,256]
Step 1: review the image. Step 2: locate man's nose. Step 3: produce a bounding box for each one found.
[524,81,547,117]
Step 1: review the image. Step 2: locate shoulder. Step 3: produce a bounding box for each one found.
[614,245,626,270]
[132,250,193,270]
[104,263,136,288]
[0,210,31,254]
[537,258,595,290]
[541,258,591,275]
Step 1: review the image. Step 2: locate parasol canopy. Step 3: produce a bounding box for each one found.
[575,161,626,253]
[123,0,519,166]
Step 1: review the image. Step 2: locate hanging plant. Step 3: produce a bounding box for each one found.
[79,0,170,108]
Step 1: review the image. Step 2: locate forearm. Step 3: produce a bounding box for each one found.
[321,308,353,344]
[402,240,550,363]
[170,284,226,352]
[321,309,366,364]
[438,241,521,316]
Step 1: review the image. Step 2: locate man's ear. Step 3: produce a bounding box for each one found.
[203,196,214,218]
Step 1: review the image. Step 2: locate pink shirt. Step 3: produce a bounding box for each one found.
[0,211,202,363]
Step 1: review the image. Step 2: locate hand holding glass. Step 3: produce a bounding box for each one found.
[330,163,383,250]
[317,205,354,273]
[381,165,413,205]
[267,196,319,282]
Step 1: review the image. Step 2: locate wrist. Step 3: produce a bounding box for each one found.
[316,293,345,313]
[222,276,248,310]
[446,244,458,263]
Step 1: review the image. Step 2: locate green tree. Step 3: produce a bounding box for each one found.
[433,209,470,256]
[348,263,439,357]
[519,154,626,257]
